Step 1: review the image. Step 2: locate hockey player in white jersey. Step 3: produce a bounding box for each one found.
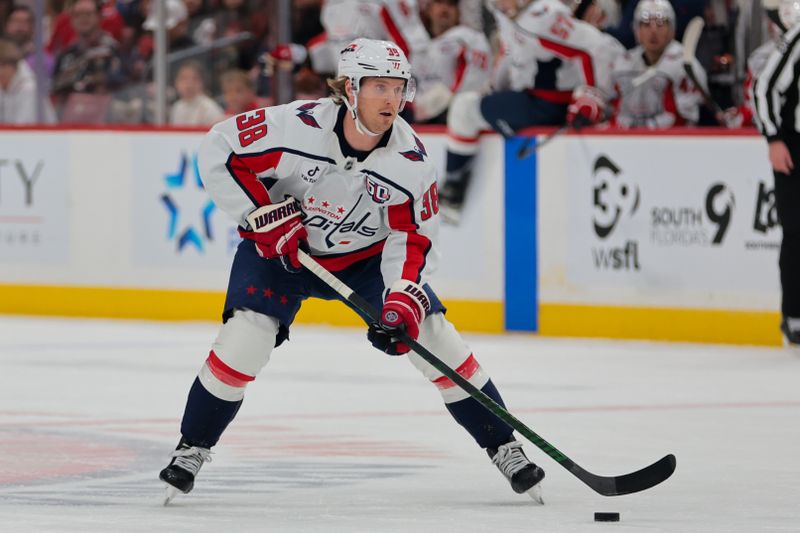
[159,38,545,505]
[439,0,623,222]
[308,0,431,75]
[608,0,706,129]
[413,0,492,123]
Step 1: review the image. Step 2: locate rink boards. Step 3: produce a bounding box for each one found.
[0,127,781,345]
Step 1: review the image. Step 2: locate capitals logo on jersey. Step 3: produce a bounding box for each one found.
[365,175,391,204]
[296,102,322,128]
[399,136,428,162]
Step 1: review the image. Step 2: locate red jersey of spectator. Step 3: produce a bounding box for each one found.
[47,1,125,56]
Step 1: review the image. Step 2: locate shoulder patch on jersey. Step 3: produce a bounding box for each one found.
[365,174,392,204]
[296,102,322,128]
[399,136,428,162]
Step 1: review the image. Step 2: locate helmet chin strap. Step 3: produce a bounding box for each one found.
[344,93,381,137]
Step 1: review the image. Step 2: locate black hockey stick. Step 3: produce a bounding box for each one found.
[516,66,660,161]
[297,249,676,496]
[682,17,726,123]
[516,125,568,160]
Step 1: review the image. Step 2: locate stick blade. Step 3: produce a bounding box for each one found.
[682,17,705,64]
[573,454,677,497]
[612,454,677,496]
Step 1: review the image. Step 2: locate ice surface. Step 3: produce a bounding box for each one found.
[1,316,798,532]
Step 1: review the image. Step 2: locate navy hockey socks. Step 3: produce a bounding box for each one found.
[445,379,514,449]
[180,377,242,448]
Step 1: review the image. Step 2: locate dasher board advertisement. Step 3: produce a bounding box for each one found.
[565,136,781,293]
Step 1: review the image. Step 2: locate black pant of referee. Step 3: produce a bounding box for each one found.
[773,138,800,344]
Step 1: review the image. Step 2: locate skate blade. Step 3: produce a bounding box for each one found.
[163,484,180,506]
[525,482,544,505]
[781,336,800,351]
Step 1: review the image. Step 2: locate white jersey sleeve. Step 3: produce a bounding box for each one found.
[198,106,290,227]
[413,25,491,120]
[378,153,440,286]
[492,0,623,97]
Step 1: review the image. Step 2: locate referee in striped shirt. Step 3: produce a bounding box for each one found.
[753,1,800,346]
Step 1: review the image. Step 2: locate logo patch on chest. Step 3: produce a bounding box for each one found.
[300,160,325,184]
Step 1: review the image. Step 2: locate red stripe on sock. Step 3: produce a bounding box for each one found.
[433,354,480,390]
[206,350,255,388]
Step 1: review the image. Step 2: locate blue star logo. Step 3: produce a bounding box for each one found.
[160,152,215,253]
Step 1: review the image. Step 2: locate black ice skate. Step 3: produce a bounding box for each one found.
[487,439,545,504]
[438,180,467,225]
[159,438,212,505]
[781,317,800,347]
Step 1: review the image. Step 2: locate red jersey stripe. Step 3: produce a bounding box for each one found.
[226,151,284,206]
[387,200,430,282]
[380,6,410,58]
[315,240,386,271]
[538,37,596,87]
[433,354,480,390]
[206,350,255,388]
[450,48,467,93]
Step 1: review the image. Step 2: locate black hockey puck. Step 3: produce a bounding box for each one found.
[594,512,620,522]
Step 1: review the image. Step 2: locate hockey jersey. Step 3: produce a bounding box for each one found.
[198,98,440,286]
[489,0,623,100]
[413,25,492,120]
[609,40,706,128]
[310,0,430,74]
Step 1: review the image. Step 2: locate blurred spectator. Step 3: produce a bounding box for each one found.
[51,0,127,107]
[183,0,215,46]
[169,59,224,125]
[413,0,491,124]
[141,0,194,51]
[133,0,196,82]
[608,0,706,128]
[0,38,56,124]
[4,5,56,76]
[209,0,267,71]
[48,0,126,56]
[292,66,324,100]
[220,68,257,115]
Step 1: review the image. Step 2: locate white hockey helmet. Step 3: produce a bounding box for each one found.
[337,38,416,136]
[779,0,800,29]
[634,0,675,26]
[337,38,415,106]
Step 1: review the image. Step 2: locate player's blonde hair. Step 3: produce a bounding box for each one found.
[326,75,348,104]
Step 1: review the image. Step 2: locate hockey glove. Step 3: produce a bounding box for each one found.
[567,86,607,129]
[238,197,308,273]
[369,280,432,355]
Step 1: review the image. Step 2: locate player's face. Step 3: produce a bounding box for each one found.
[637,20,673,56]
[355,77,406,133]
[428,0,459,37]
